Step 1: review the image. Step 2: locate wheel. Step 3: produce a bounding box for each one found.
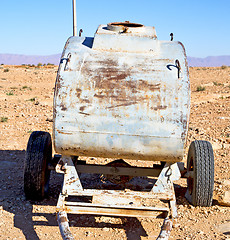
[24,131,52,200]
[185,140,214,207]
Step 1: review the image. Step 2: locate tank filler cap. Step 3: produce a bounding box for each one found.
[107,21,144,33]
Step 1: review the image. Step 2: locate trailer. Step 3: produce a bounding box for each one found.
[23,1,214,239]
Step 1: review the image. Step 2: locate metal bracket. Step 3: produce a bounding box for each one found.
[175,59,181,78]
[64,53,71,71]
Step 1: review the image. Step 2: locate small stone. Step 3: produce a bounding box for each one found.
[103,227,110,232]
[218,191,230,206]
[223,180,230,187]
[212,142,222,150]
[46,117,53,122]
[219,208,225,213]
[223,144,230,149]
[173,223,180,228]
[215,222,230,236]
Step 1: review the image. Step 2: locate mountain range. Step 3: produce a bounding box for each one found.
[0,53,229,67]
[0,54,61,66]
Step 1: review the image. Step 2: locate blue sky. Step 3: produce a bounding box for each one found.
[0,0,229,58]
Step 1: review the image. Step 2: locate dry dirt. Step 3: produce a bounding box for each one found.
[0,65,230,240]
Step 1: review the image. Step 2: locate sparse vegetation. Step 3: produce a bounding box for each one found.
[0,117,8,122]
[1,78,6,80]
[21,64,36,68]
[195,67,208,71]
[213,81,223,86]
[37,63,43,67]
[221,65,228,69]
[4,68,9,72]
[10,87,18,89]
[28,97,36,102]
[6,91,14,96]
[22,85,32,90]
[196,86,205,92]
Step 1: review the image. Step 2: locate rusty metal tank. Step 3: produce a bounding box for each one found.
[53,22,190,162]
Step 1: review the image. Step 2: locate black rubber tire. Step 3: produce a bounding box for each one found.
[24,131,52,200]
[186,140,214,207]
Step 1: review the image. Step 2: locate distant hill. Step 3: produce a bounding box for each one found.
[0,54,61,65]
[0,53,230,67]
[188,56,230,67]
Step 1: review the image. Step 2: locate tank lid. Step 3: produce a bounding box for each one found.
[107,21,144,33]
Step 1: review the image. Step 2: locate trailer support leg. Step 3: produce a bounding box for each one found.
[157,218,173,240]
[56,156,181,240]
[57,211,75,240]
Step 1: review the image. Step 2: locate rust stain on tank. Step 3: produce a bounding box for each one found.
[107,101,138,109]
[55,81,62,91]
[60,103,67,111]
[79,106,86,111]
[57,130,73,135]
[81,99,90,103]
[94,93,106,98]
[79,58,164,109]
[76,88,82,98]
[153,105,167,111]
[94,70,130,89]
[79,112,90,116]
[138,80,161,91]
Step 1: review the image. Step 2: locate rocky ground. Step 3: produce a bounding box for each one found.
[0,65,229,239]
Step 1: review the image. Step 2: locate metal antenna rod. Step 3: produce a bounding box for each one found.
[72,0,77,36]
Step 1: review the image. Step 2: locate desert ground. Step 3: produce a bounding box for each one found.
[0,65,230,239]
